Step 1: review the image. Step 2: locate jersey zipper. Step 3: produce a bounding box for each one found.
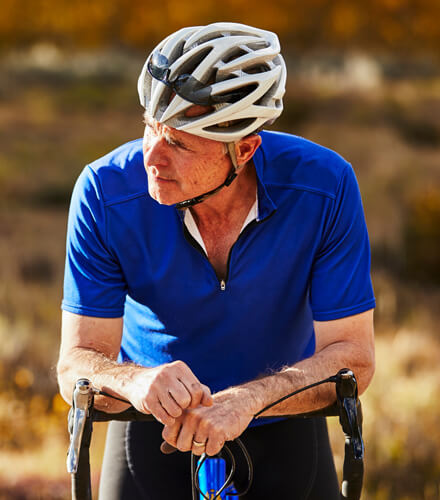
[182,217,264,291]
[221,219,260,289]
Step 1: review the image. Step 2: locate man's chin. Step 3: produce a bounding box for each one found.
[148,188,180,206]
[150,195,175,206]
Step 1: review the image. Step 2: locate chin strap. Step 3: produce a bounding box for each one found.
[175,143,240,210]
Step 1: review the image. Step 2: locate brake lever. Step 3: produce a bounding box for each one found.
[336,369,364,460]
[67,379,95,474]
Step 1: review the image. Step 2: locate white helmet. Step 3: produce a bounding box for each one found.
[138,22,286,142]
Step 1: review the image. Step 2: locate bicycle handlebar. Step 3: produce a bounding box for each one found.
[92,403,339,422]
[67,369,364,500]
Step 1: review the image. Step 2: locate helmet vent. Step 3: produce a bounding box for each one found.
[178,47,213,76]
[216,83,258,101]
[243,64,271,75]
[205,117,257,132]
[245,40,270,51]
[222,48,248,64]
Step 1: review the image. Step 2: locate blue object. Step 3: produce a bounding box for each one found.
[62,131,375,398]
[197,457,238,499]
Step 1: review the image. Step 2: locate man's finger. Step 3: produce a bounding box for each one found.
[191,434,208,456]
[147,398,176,426]
[179,379,213,409]
[201,384,213,407]
[162,420,182,448]
[160,441,177,454]
[168,381,192,410]
[159,391,184,418]
[175,423,196,452]
[205,437,224,457]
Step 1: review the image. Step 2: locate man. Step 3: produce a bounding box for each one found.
[58,22,375,499]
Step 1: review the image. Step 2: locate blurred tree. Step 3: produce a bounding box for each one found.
[1,0,440,56]
[404,189,440,285]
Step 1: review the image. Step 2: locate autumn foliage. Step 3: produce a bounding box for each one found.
[0,0,440,54]
[1,2,440,497]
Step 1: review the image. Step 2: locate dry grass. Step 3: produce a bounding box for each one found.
[328,324,440,500]
[361,328,440,499]
[2,328,440,499]
[1,54,439,499]
[0,402,107,499]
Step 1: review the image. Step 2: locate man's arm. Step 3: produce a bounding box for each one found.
[162,309,374,456]
[57,311,213,426]
[247,308,375,415]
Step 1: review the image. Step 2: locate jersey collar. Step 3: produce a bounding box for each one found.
[253,141,277,222]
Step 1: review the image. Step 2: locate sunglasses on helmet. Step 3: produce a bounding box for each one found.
[147,51,248,106]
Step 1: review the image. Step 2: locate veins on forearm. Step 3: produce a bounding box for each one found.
[238,344,365,417]
[57,346,139,409]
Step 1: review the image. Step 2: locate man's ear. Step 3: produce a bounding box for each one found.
[235,135,262,166]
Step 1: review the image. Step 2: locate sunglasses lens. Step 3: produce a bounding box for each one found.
[147,52,170,81]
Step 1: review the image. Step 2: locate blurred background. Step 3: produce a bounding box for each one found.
[0,1,439,498]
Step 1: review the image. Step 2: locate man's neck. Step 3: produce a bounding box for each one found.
[189,162,257,230]
[187,162,258,279]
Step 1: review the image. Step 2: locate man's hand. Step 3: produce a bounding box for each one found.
[162,389,255,456]
[57,312,212,423]
[128,360,213,426]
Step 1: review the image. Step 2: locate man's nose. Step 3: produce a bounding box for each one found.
[144,137,169,168]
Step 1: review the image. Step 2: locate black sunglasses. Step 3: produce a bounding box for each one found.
[147,51,248,106]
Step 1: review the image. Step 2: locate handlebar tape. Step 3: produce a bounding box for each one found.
[91,403,340,423]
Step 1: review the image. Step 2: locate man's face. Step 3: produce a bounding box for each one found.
[142,116,230,206]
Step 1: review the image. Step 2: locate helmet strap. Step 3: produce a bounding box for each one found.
[175,142,240,210]
[227,142,238,169]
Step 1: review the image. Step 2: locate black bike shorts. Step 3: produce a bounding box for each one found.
[98,417,340,499]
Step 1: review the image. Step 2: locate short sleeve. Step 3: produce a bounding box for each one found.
[310,164,375,321]
[62,166,127,317]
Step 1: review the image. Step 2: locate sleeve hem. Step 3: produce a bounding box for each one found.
[61,300,124,318]
[312,299,376,321]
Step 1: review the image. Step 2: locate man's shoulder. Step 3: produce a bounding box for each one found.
[258,130,351,199]
[84,138,147,204]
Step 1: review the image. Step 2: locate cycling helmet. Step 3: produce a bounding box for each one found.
[138,22,286,142]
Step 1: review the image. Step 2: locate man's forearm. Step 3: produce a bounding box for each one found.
[57,345,213,424]
[57,346,142,412]
[161,335,374,456]
[220,339,375,418]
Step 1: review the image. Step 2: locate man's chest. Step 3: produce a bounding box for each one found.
[200,226,243,280]
[106,195,325,303]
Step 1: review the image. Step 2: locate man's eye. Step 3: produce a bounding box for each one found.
[167,139,188,150]
[145,125,189,151]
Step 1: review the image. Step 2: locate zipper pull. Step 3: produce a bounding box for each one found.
[220,280,226,291]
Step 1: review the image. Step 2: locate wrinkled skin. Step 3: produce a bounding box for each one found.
[162,388,256,456]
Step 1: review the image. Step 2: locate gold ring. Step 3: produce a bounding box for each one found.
[192,439,206,447]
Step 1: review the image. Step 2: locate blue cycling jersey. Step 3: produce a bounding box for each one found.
[62,130,375,393]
